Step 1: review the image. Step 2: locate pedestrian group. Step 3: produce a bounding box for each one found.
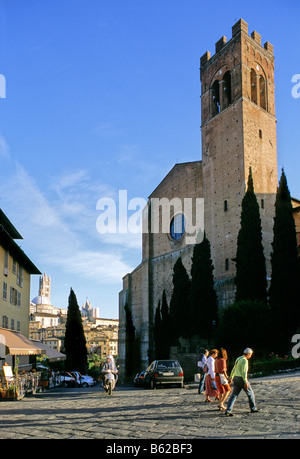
[197,347,260,416]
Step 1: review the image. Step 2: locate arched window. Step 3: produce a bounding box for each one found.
[251,69,257,104]
[170,214,185,241]
[223,71,232,109]
[211,80,220,117]
[259,75,266,110]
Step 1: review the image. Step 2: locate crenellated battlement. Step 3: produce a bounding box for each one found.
[200,18,274,68]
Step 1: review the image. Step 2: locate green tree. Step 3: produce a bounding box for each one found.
[190,233,218,340]
[216,300,271,356]
[64,288,87,374]
[235,167,267,304]
[268,169,300,351]
[169,257,191,344]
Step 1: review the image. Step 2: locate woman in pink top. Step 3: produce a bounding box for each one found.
[215,348,231,410]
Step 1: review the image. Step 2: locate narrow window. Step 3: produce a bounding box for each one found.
[4,250,8,275]
[261,199,265,209]
[3,282,7,300]
[211,80,220,117]
[259,75,266,110]
[10,287,17,305]
[259,129,263,139]
[223,71,232,109]
[224,200,228,211]
[225,258,229,271]
[2,315,8,328]
[251,69,257,104]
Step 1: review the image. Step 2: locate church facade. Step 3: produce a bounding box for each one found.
[118,19,299,375]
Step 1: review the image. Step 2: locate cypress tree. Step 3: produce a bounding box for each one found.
[268,169,300,351]
[190,233,218,340]
[124,303,136,377]
[235,167,267,304]
[169,257,191,343]
[153,300,163,359]
[160,290,170,358]
[64,288,87,374]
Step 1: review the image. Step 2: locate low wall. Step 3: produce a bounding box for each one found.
[170,349,199,382]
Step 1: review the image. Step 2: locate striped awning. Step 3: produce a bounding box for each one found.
[0,328,46,356]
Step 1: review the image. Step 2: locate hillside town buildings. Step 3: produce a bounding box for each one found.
[29,273,119,358]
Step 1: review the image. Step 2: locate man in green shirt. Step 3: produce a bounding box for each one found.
[225,348,259,416]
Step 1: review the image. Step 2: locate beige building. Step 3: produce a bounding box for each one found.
[0,209,42,367]
[119,19,299,374]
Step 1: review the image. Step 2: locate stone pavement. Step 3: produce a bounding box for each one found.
[0,372,299,440]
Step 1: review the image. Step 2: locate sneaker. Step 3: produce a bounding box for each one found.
[250,408,261,413]
[225,410,233,417]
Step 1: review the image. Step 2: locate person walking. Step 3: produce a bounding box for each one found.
[215,348,231,411]
[225,348,260,416]
[197,349,209,394]
[205,349,219,402]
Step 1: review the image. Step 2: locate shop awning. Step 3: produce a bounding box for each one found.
[0,328,46,356]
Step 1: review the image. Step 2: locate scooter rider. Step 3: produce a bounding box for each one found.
[102,355,118,391]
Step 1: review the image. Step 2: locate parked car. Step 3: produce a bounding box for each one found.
[80,375,96,387]
[144,360,184,389]
[59,371,76,388]
[134,370,146,387]
[70,371,96,387]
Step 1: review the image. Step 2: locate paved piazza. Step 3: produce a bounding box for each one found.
[0,373,299,441]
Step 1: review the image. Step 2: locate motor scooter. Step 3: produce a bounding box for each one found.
[103,370,117,395]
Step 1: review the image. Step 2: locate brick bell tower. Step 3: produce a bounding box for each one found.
[200,19,278,307]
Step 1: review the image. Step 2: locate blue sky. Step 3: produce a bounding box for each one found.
[0,1,299,319]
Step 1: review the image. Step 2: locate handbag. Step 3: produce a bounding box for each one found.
[219,373,228,385]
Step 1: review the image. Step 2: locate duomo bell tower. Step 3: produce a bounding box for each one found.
[200,19,278,305]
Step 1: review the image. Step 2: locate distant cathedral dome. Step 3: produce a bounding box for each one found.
[31,295,52,306]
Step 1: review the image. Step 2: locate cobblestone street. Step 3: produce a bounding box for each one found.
[0,373,299,440]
